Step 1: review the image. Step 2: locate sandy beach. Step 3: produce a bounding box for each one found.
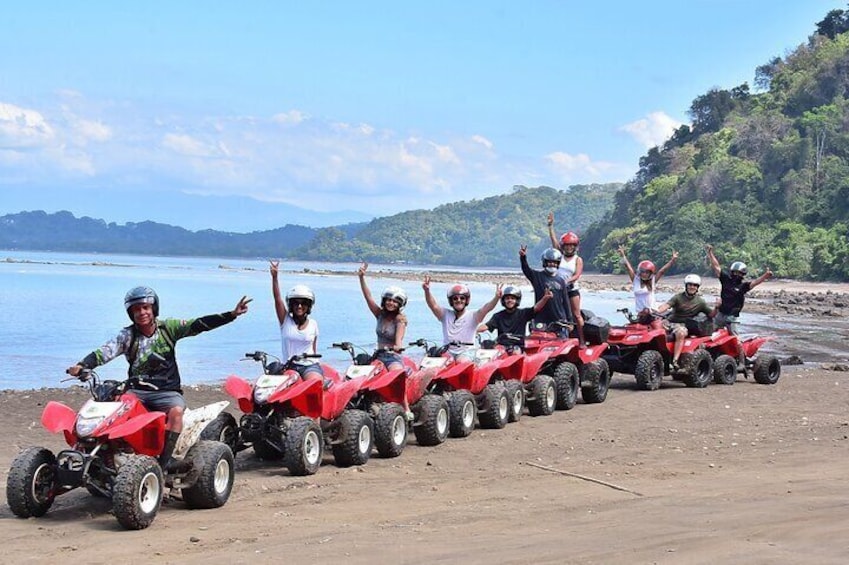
[2,274,849,564]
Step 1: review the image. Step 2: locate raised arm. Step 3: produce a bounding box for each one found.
[656,250,678,283]
[270,260,287,324]
[618,245,636,281]
[520,245,534,280]
[533,287,553,313]
[422,275,444,320]
[357,262,381,317]
[705,244,721,277]
[749,267,773,290]
[547,212,559,249]
[475,283,503,323]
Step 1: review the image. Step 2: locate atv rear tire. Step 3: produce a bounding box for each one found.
[284,416,323,476]
[581,359,611,403]
[526,374,556,416]
[412,394,449,446]
[332,410,374,467]
[374,403,407,458]
[552,361,579,410]
[112,455,163,530]
[635,350,664,391]
[753,354,781,385]
[477,382,509,429]
[7,447,57,519]
[712,354,738,385]
[680,349,713,388]
[182,441,234,509]
[504,380,525,422]
[447,390,476,438]
[200,412,239,454]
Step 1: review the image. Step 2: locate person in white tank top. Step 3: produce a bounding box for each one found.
[270,261,324,378]
[617,245,678,327]
[547,212,586,346]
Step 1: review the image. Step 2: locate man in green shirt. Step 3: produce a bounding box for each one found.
[656,274,715,370]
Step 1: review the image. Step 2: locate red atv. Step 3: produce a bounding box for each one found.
[333,342,450,450]
[407,339,511,437]
[603,308,715,390]
[524,320,612,407]
[477,332,558,419]
[206,351,374,476]
[699,329,782,386]
[7,370,235,530]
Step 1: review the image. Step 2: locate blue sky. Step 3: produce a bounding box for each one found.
[0,1,843,227]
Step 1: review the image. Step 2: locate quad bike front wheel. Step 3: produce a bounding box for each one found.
[7,447,57,519]
[284,416,323,476]
[112,455,163,530]
[753,354,781,385]
[332,409,374,467]
[374,402,407,458]
[553,361,579,410]
[181,441,235,509]
[412,394,449,446]
[200,412,239,454]
[680,349,713,388]
[477,382,509,429]
[635,350,664,391]
[504,380,525,422]
[526,374,556,417]
[447,390,476,438]
[581,359,611,403]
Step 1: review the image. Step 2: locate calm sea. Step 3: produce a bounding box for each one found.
[1,250,650,391]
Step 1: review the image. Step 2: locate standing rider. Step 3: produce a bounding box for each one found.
[67,286,251,469]
[520,245,575,337]
[547,212,585,344]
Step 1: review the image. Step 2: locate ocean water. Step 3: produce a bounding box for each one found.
[0,250,697,391]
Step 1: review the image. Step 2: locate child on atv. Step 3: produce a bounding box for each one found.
[477,285,552,353]
[655,274,716,371]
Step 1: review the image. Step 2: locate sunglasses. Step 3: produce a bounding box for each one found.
[290,299,311,307]
[450,296,468,303]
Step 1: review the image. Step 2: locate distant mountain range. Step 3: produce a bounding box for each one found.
[1,186,372,232]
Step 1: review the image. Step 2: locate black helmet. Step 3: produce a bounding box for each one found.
[124,286,159,320]
[501,285,522,307]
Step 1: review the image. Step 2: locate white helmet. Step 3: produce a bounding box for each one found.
[286,285,315,312]
[381,286,408,309]
[684,274,702,287]
[730,261,748,276]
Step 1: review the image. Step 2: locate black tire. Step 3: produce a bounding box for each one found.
[580,359,611,403]
[447,391,476,438]
[253,438,284,461]
[181,441,235,509]
[712,354,738,385]
[283,416,323,476]
[680,349,713,388]
[753,354,781,385]
[332,410,374,467]
[412,394,450,446]
[552,361,579,410]
[7,447,57,519]
[112,455,163,530]
[635,350,664,391]
[504,380,525,423]
[200,412,239,454]
[374,403,408,458]
[526,374,556,417]
[477,382,509,429]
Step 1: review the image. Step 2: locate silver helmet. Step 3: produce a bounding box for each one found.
[381,286,408,309]
[501,285,522,307]
[124,286,159,320]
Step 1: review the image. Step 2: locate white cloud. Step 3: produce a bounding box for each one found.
[0,102,55,148]
[162,133,217,158]
[620,111,682,149]
[471,134,493,149]
[271,109,308,125]
[545,151,613,177]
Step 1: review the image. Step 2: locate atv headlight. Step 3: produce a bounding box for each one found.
[76,416,105,437]
[253,374,293,404]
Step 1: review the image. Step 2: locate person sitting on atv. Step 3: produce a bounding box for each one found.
[423,276,501,363]
[476,285,552,354]
[357,262,408,371]
[618,244,678,327]
[547,212,586,346]
[520,245,575,339]
[706,244,773,370]
[270,261,324,380]
[67,286,251,469]
[655,274,716,370]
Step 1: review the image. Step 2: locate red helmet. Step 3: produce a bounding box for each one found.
[446,284,471,303]
[637,260,655,275]
[560,232,579,246]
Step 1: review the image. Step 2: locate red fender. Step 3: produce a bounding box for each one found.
[42,401,79,446]
[495,354,525,381]
[108,412,167,456]
[321,379,362,421]
[224,375,255,413]
[742,336,775,358]
[521,351,551,383]
[440,360,476,392]
[363,367,408,405]
[270,376,324,419]
[574,342,609,365]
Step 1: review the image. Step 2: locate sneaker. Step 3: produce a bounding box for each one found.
[405,410,416,422]
[671,360,680,371]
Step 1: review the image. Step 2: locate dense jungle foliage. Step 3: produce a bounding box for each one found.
[584,7,849,280]
[292,184,618,266]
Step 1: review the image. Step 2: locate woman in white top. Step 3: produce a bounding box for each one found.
[270,261,323,378]
[618,245,678,327]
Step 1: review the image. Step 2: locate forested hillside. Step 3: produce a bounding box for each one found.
[293,184,619,266]
[583,8,849,281]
